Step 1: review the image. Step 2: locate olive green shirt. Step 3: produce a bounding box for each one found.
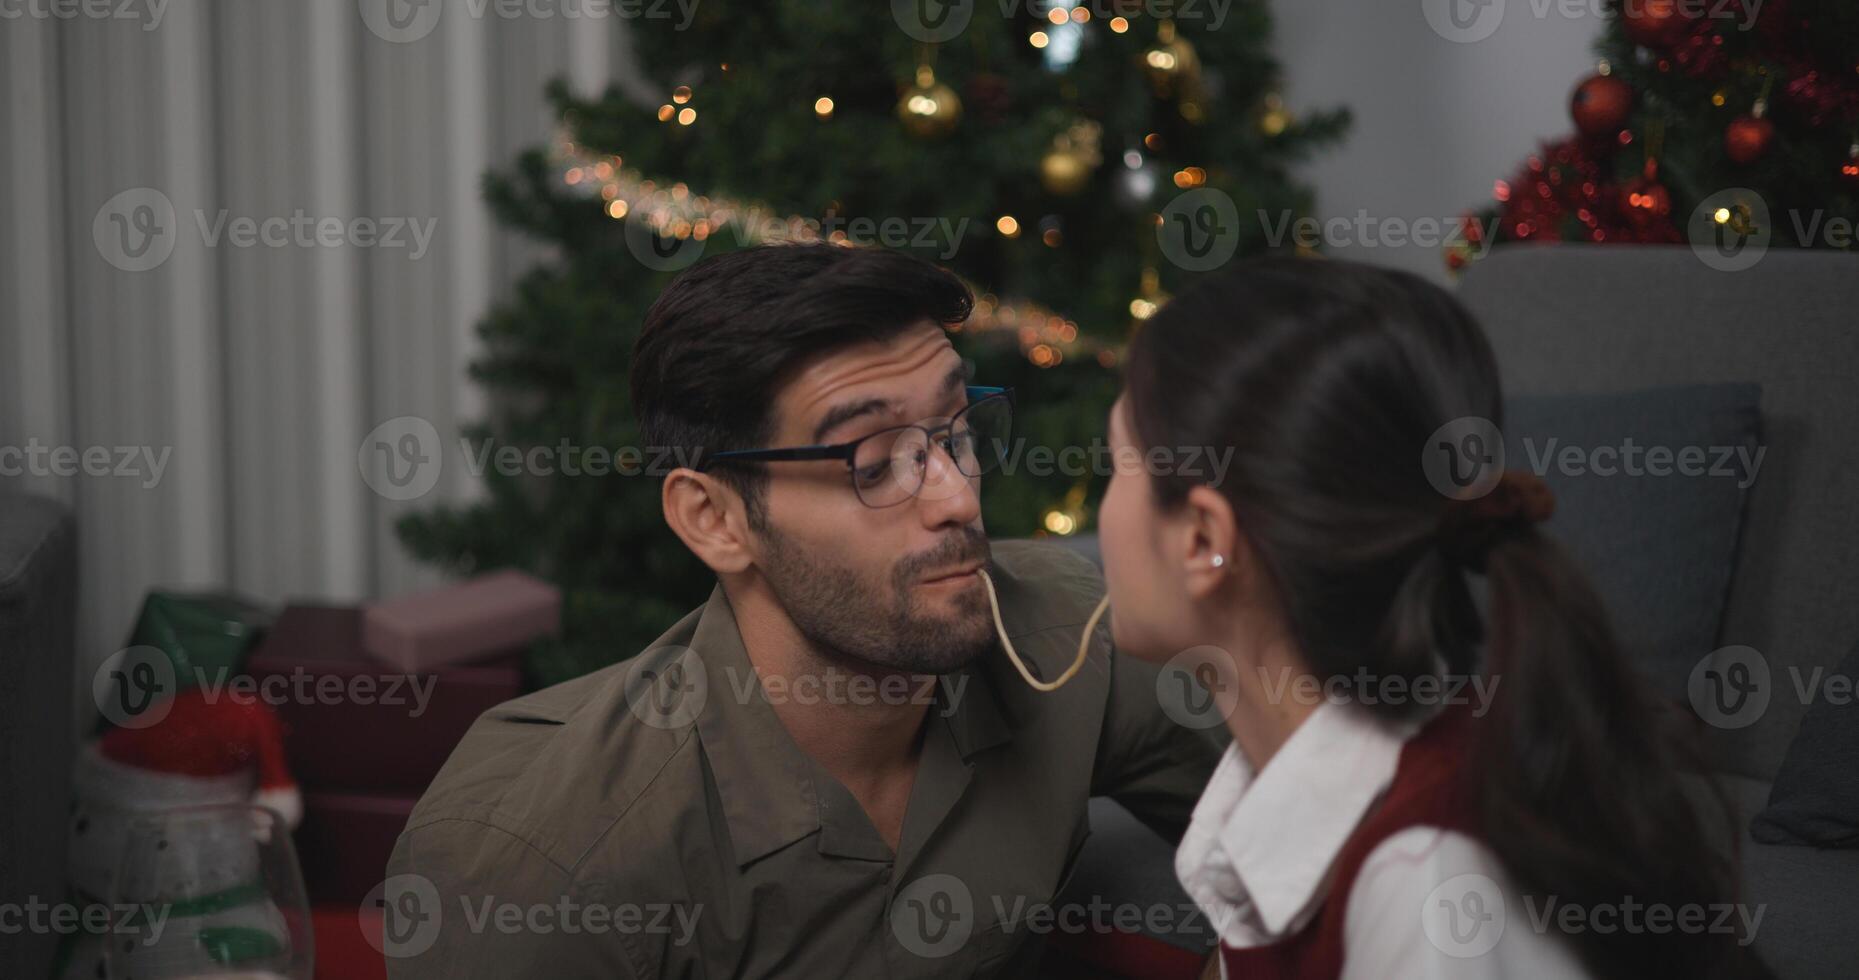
[386,540,1221,978]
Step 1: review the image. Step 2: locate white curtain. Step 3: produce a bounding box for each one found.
[0,0,654,725]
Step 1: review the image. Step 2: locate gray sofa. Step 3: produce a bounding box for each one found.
[1057,244,1858,979]
[1457,244,1859,980]
[0,492,78,980]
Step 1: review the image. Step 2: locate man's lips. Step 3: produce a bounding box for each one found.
[920,561,984,585]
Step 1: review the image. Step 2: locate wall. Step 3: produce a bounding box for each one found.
[1271,0,1604,281]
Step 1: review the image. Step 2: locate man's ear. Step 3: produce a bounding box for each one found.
[662,469,756,575]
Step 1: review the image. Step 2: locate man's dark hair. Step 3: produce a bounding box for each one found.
[631,244,974,526]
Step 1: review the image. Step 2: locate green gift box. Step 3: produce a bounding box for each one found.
[125,591,275,694]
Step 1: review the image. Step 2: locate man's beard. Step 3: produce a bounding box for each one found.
[760,525,995,675]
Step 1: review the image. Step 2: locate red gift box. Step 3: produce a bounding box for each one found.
[362,569,560,673]
[247,605,524,796]
[295,790,418,905]
[312,903,387,980]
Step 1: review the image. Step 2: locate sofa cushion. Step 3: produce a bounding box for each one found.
[1505,384,1761,702]
[1458,245,1859,783]
[1718,775,1859,980]
[1751,641,1859,848]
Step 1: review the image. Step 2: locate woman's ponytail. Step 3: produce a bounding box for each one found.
[1472,522,1754,980]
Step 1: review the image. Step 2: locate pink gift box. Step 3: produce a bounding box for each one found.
[361,569,560,673]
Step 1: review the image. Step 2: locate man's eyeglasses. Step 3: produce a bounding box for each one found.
[700,386,1014,509]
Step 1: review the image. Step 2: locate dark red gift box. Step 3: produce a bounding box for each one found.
[295,790,418,904]
[247,605,525,797]
[312,903,387,980]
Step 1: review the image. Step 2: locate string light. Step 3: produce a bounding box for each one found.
[967,294,1118,368]
[1041,484,1090,536]
[550,130,1118,368]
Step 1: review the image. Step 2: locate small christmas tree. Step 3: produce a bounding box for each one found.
[398,4,1347,684]
[1453,0,1859,269]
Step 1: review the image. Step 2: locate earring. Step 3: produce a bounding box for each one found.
[1210,554,1226,569]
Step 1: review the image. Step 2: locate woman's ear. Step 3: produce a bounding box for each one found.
[1180,483,1242,601]
[662,469,755,575]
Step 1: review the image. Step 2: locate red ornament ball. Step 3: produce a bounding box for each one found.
[1620,0,1691,48]
[1724,115,1775,164]
[1571,74,1634,138]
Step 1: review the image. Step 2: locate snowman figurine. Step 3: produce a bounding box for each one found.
[60,688,305,980]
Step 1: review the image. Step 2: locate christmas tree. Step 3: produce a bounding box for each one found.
[1452,0,1859,270]
[398,2,1347,684]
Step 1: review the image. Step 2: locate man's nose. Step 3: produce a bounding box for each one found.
[914,441,981,527]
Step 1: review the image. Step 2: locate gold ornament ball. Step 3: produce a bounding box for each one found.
[1142,21,1201,97]
[897,66,962,139]
[1041,147,1094,195]
[1040,119,1103,196]
[1259,94,1292,137]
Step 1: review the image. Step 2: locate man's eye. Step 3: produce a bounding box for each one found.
[854,461,892,487]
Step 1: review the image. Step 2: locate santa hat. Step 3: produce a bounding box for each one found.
[94,686,302,828]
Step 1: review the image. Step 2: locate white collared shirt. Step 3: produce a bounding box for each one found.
[1175,701,1590,979]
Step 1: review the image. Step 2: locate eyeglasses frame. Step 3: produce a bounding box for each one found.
[697,385,1015,506]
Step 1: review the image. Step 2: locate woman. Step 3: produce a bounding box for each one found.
[1095,258,1755,979]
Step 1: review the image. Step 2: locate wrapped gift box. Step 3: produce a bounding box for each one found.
[361,569,560,673]
[312,904,386,980]
[246,605,524,796]
[121,591,274,700]
[293,791,417,905]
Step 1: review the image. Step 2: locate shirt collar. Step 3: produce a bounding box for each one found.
[687,583,1016,870]
[1176,700,1421,939]
[688,584,823,868]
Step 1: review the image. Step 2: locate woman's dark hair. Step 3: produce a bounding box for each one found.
[631,243,972,524]
[1123,257,1751,979]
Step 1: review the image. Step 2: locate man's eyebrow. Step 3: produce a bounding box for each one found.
[812,397,898,445]
[936,363,968,403]
[809,364,970,445]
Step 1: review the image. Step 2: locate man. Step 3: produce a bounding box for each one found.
[387,244,1221,978]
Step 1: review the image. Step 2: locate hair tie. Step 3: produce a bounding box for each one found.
[1438,469,1556,568]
